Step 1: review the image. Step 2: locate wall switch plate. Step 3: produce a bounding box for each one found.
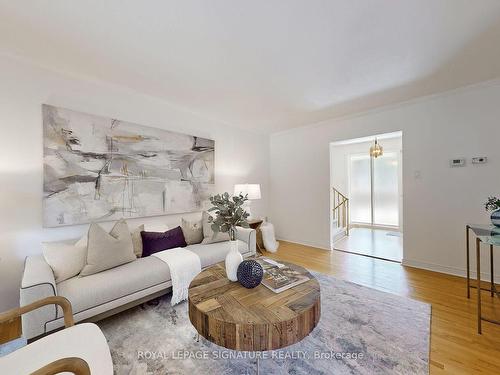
[450,158,466,167]
[472,157,487,164]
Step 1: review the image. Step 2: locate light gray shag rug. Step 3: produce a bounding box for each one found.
[97,272,431,375]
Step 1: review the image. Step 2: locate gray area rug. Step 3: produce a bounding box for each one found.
[98,272,431,374]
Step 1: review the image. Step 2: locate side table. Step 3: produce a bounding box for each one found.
[466,224,500,334]
[248,219,264,254]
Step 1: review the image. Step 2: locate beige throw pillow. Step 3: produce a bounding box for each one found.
[42,237,87,283]
[144,223,169,232]
[181,218,203,245]
[80,220,136,276]
[201,211,230,244]
[74,223,143,258]
[131,224,144,257]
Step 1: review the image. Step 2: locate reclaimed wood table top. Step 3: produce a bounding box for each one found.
[188,260,321,351]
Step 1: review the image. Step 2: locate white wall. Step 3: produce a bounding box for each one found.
[270,80,500,282]
[0,54,269,310]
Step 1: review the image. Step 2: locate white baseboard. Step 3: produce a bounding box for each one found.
[402,258,500,284]
[276,239,500,283]
[276,237,331,251]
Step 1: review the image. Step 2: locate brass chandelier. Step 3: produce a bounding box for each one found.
[369,138,383,158]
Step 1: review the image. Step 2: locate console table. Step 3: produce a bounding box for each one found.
[247,219,264,254]
[466,224,500,334]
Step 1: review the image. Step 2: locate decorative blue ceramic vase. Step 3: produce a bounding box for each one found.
[491,209,500,227]
[237,260,263,288]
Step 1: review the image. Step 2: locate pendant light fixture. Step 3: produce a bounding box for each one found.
[369,138,383,158]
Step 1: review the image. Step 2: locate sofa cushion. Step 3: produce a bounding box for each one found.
[131,224,144,257]
[42,237,87,283]
[57,256,170,317]
[201,211,230,244]
[181,218,203,245]
[187,240,249,268]
[80,220,136,276]
[75,223,144,258]
[141,226,187,257]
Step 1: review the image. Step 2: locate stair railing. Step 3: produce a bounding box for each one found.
[332,187,349,236]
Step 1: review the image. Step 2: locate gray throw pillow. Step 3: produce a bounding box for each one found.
[201,211,230,244]
[181,218,203,245]
[80,220,136,276]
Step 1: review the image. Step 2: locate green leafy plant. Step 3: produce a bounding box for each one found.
[485,196,500,212]
[208,192,250,240]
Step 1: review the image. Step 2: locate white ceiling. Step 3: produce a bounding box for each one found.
[1,1,500,133]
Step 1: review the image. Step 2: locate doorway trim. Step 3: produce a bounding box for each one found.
[329,130,403,261]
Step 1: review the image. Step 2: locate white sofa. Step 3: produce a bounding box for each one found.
[21,227,256,340]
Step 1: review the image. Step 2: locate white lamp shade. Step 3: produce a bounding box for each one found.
[234,184,261,200]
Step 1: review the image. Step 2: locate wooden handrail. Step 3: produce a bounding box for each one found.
[0,296,74,329]
[333,187,348,201]
[332,187,350,236]
[30,357,91,375]
[333,200,347,210]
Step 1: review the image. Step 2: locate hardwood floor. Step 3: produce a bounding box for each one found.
[333,227,403,262]
[264,241,500,375]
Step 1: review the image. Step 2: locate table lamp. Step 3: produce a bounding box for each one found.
[234,184,261,220]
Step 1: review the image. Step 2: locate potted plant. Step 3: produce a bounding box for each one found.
[485,196,500,227]
[208,192,250,281]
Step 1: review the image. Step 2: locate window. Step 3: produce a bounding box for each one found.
[348,151,400,227]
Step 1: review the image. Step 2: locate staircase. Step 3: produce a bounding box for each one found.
[332,187,349,243]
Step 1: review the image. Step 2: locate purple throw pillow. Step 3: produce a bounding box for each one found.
[140,226,187,257]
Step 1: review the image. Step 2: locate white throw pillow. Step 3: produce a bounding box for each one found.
[201,211,230,244]
[80,220,136,276]
[42,237,87,283]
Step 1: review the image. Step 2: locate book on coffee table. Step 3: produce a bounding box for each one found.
[256,258,311,293]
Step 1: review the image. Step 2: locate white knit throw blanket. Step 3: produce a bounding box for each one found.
[152,248,201,306]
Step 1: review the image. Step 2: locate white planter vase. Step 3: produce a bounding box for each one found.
[225,240,243,281]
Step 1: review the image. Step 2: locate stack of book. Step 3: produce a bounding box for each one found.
[255,258,311,293]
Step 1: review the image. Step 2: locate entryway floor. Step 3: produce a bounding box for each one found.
[333,227,402,262]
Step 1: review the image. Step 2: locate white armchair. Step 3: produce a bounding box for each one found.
[0,296,113,374]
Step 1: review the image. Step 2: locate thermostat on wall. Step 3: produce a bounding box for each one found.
[472,157,487,165]
[450,158,466,167]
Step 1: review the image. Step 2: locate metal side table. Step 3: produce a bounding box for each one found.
[466,224,500,334]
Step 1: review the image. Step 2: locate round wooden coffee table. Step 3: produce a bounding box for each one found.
[188,260,321,352]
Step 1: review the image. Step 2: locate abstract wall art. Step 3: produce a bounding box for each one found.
[43,104,215,227]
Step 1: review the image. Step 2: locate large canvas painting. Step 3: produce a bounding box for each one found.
[43,105,215,227]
